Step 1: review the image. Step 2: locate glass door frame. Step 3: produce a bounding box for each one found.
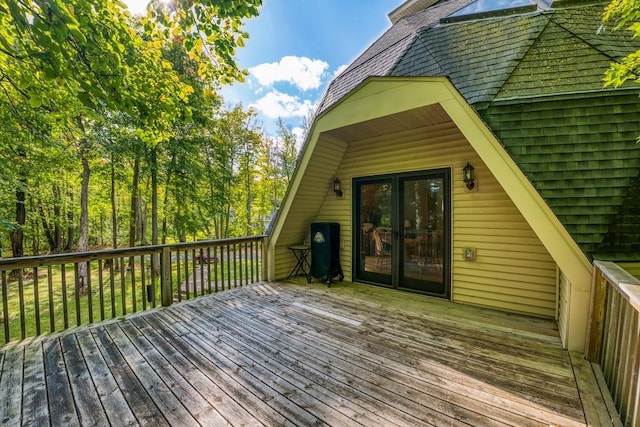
[352,168,451,299]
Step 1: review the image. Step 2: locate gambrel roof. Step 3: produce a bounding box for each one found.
[316,1,640,261]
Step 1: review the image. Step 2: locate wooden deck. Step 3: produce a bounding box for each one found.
[0,281,618,426]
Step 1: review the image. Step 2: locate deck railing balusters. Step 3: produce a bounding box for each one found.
[227,244,233,288]
[199,248,205,297]
[586,260,640,427]
[120,259,126,316]
[61,264,69,329]
[213,246,219,292]
[141,256,147,311]
[2,271,8,342]
[161,247,171,307]
[86,262,93,324]
[250,241,255,283]
[220,246,225,291]
[0,236,264,343]
[190,249,196,299]
[245,242,249,286]
[33,267,40,336]
[130,256,136,314]
[176,250,182,303]
[75,264,83,326]
[98,260,105,322]
[184,251,189,299]
[236,243,242,287]
[206,247,212,294]
[109,261,115,318]
[18,273,25,339]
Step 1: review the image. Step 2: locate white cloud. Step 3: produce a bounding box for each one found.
[250,91,315,119]
[333,64,348,78]
[250,56,329,91]
[292,127,307,147]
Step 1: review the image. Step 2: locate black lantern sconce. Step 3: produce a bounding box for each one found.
[463,162,476,190]
[333,178,343,198]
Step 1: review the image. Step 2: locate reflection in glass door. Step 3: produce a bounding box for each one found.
[400,176,446,295]
[354,170,450,298]
[356,179,393,285]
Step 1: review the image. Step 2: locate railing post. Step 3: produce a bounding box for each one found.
[161,247,172,307]
[586,262,607,362]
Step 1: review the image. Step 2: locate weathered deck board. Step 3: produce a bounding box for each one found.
[59,334,110,426]
[193,285,584,425]
[159,308,429,426]
[172,303,511,426]
[0,281,617,426]
[22,339,48,426]
[74,327,138,426]
[92,326,169,425]
[43,338,77,426]
[123,317,259,425]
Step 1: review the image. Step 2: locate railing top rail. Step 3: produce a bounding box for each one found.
[0,235,265,270]
[594,260,640,313]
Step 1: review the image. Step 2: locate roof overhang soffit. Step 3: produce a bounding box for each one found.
[312,76,592,288]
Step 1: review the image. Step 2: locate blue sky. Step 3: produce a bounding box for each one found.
[123,0,402,137]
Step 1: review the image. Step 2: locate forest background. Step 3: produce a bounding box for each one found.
[0,0,300,259]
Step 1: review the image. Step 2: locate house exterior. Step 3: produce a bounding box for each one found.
[265,0,640,352]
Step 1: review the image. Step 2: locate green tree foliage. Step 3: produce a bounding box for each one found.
[603,0,640,87]
[0,0,282,258]
[144,0,260,84]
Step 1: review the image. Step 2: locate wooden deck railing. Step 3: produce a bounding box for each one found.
[0,236,265,344]
[586,260,640,427]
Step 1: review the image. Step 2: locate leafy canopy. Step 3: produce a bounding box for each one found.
[603,0,640,87]
[143,0,261,84]
[0,0,261,137]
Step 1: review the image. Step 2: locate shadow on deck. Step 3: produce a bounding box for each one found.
[0,280,619,426]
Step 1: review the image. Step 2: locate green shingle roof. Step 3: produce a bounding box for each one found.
[481,93,640,259]
[392,13,547,105]
[320,2,640,261]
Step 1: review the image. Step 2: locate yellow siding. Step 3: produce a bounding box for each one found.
[272,136,348,279]
[619,262,640,280]
[315,121,557,318]
[558,270,570,348]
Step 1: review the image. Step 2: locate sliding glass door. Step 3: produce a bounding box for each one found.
[354,169,450,298]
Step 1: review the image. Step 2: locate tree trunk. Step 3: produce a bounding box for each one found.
[245,161,251,236]
[78,157,90,253]
[150,147,158,246]
[30,196,39,254]
[64,191,74,251]
[160,153,175,244]
[76,155,90,290]
[76,117,90,293]
[10,147,27,258]
[53,185,62,251]
[39,204,56,252]
[109,154,118,270]
[150,147,160,275]
[139,197,147,245]
[129,157,140,248]
[110,155,118,249]
[11,186,26,258]
[224,181,231,238]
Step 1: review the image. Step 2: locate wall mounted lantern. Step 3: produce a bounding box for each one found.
[333,178,343,197]
[463,162,476,190]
